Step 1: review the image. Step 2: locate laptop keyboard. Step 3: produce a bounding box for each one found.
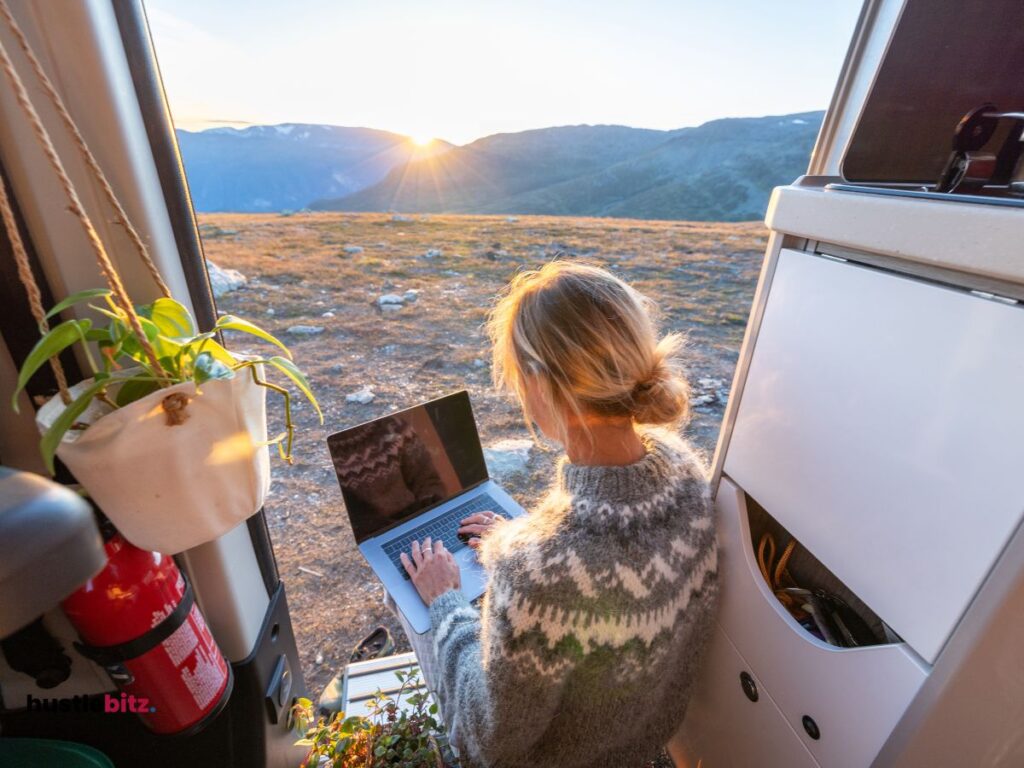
[382,494,498,580]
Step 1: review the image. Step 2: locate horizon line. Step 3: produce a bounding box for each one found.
[173,108,826,147]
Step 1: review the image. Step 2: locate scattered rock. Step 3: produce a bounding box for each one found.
[380,345,398,355]
[321,311,335,318]
[692,394,717,407]
[505,216,519,223]
[473,358,486,368]
[346,387,375,405]
[483,438,533,480]
[422,248,442,259]
[391,214,413,222]
[403,289,419,303]
[697,377,726,390]
[206,260,246,298]
[328,363,344,374]
[266,308,275,316]
[315,652,324,665]
[286,325,325,336]
[343,245,364,254]
[377,294,406,313]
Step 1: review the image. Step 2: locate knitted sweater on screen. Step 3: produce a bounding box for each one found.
[428,427,718,768]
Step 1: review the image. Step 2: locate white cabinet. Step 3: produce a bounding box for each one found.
[669,625,819,768]
[724,249,1024,663]
[713,479,928,767]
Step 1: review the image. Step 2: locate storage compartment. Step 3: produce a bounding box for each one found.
[725,248,1024,662]
[712,477,929,768]
[745,493,896,649]
[670,626,819,768]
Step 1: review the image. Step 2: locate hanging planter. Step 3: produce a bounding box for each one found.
[14,292,321,554]
[0,12,320,555]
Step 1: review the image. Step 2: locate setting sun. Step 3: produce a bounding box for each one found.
[410,134,434,147]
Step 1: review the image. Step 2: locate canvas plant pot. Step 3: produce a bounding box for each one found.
[36,369,271,555]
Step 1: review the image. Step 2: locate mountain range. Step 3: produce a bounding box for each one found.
[177,112,822,221]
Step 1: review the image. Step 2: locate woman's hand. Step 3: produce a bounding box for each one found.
[400,537,461,606]
[458,511,506,549]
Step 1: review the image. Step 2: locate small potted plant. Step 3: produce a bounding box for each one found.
[292,668,455,768]
[12,288,321,555]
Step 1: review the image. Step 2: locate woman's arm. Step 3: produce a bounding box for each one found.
[429,565,567,766]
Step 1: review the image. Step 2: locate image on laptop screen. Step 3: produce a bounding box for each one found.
[327,391,488,543]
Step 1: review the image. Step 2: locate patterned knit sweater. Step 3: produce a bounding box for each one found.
[428,427,718,768]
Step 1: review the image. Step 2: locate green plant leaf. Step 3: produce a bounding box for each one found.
[266,355,322,423]
[39,377,110,475]
[195,337,237,368]
[44,288,112,322]
[215,315,292,358]
[12,319,91,412]
[139,297,196,338]
[193,351,234,385]
[114,376,160,407]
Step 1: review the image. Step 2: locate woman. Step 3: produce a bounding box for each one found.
[396,261,718,767]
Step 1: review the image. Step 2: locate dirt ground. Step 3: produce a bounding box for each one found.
[199,212,766,708]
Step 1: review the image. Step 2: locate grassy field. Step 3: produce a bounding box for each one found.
[200,211,766,698]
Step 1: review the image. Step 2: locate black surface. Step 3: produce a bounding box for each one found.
[826,182,1024,209]
[843,0,1024,183]
[0,582,307,768]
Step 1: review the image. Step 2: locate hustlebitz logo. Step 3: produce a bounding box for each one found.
[25,693,156,714]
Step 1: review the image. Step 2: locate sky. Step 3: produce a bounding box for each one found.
[147,0,863,147]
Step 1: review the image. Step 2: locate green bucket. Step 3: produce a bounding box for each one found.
[0,738,114,767]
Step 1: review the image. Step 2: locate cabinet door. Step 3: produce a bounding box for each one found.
[669,626,819,768]
[725,249,1024,663]
[714,478,927,768]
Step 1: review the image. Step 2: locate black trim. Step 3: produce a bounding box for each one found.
[112,0,280,593]
[74,575,195,667]
[826,182,1024,209]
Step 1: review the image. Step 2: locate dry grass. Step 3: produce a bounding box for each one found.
[200,211,765,700]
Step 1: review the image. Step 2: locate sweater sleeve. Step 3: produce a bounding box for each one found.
[428,568,566,766]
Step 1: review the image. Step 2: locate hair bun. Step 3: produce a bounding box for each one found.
[630,338,690,426]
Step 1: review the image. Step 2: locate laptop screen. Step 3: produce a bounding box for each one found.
[326,391,489,543]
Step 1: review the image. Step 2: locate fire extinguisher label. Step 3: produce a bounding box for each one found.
[163,617,199,667]
[182,643,226,710]
[159,607,226,711]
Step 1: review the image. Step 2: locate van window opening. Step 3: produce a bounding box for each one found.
[145,0,861,700]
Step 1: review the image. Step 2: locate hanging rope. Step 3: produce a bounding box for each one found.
[0,31,167,381]
[0,0,171,300]
[0,169,71,403]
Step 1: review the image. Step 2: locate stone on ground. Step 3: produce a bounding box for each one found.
[286,325,325,336]
[484,438,534,480]
[206,260,246,298]
[346,387,375,405]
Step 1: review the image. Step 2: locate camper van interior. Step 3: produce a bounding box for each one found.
[1,0,1022,766]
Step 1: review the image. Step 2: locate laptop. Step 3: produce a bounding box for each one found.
[326,390,525,633]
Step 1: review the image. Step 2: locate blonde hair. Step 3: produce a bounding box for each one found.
[486,261,690,443]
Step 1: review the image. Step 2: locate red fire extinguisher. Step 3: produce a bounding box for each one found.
[61,534,232,735]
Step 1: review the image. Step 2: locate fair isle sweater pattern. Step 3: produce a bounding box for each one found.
[427,427,719,768]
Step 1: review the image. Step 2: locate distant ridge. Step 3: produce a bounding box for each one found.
[176,123,451,213]
[178,112,823,220]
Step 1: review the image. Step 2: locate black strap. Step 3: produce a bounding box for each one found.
[74,574,195,667]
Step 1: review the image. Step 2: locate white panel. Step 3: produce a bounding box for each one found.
[725,250,1024,662]
[765,184,1024,286]
[669,626,819,768]
[713,479,927,767]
